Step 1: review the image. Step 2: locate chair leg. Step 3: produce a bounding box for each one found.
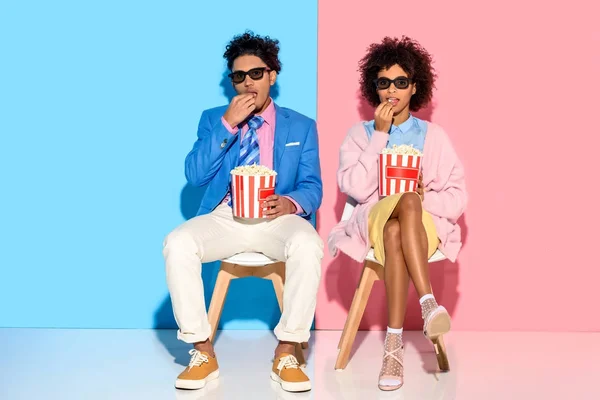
[337,261,384,350]
[337,289,356,350]
[335,261,381,370]
[207,262,236,343]
[337,270,366,351]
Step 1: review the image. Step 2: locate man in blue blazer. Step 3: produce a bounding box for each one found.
[163,32,323,393]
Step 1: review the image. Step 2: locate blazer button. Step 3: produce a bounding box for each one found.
[220,142,226,149]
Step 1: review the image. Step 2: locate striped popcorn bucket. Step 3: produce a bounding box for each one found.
[378,153,422,196]
[231,173,277,219]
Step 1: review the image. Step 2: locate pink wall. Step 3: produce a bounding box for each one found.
[316,0,600,331]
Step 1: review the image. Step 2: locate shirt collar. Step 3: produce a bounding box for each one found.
[390,114,415,135]
[256,97,276,126]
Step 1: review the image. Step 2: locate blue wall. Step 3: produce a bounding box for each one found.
[0,0,318,329]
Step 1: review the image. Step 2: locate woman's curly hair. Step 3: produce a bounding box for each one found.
[359,36,436,111]
[223,31,282,73]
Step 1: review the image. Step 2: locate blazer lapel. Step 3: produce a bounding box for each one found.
[226,135,240,181]
[273,104,291,171]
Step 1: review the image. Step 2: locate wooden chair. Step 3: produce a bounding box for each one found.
[206,252,308,365]
[335,198,447,371]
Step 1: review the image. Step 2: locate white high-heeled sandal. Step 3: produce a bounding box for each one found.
[378,332,405,391]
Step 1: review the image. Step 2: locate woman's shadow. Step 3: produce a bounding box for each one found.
[324,94,466,373]
[154,71,282,366]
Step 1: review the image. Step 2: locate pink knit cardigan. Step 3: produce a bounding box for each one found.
[327,121,467,263]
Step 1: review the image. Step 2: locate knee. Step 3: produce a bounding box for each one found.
[383,219,401,246]
[162,229,200,260]
[287,230,324,260]
[399,192,422,214]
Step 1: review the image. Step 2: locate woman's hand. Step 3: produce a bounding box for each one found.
[374,102,394,133]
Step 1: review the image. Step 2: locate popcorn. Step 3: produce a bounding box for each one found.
[381,144,423,156]
[231,164,277,176]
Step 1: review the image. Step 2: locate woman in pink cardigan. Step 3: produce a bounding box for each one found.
[328,36,467,391]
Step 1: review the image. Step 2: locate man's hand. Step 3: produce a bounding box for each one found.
[223,93,257,128]
[263,195,297,219]
[374,101,394,133]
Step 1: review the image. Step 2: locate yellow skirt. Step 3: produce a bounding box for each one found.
[368,193,439,265]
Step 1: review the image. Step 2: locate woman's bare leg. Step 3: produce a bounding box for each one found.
[382,219,410,328]
[391,193,432,297]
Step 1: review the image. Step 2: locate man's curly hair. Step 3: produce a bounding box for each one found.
[223,31,282,73]
[359,36,436,111]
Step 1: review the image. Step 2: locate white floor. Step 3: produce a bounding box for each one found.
[0,329,598,399]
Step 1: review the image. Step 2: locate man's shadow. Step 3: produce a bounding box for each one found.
[154,72,283,365]
[323,94,466,372]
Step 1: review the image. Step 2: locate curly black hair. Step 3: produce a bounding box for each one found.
[358,36,436,111]
[223,31,282,73]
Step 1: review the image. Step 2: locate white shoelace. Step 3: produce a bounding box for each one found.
[277,355,299,373]
[187,349,209,370]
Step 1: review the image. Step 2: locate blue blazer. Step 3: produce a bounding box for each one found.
[184,104,323,221]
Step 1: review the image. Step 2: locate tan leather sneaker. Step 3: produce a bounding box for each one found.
[270,353,311,392]
[175,349,219,390]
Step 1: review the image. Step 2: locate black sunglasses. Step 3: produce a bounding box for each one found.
[373,76,413,90]
[228,67,272,84]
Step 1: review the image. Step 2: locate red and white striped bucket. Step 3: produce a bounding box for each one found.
[231,173,277,218]
[378,153,422,196]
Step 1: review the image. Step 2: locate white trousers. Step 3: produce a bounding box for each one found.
[163,204,323,344]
